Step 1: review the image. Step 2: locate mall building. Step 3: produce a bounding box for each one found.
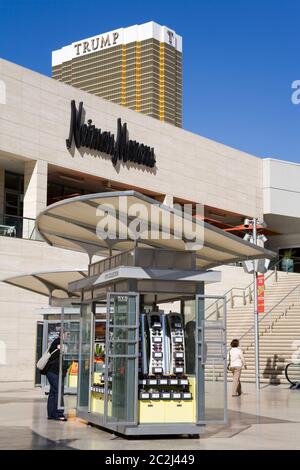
[0,57,300,384]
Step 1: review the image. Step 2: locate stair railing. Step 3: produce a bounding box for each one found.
[239,282,300,345]
[205,259,281,320]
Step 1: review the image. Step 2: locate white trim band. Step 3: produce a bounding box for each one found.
[52,21,182,66]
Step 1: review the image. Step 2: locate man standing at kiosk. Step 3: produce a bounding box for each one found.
[45,336,68,422]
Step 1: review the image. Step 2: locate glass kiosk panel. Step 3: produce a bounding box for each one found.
[77,304,93,413]
[104,293,139,426]
[58,314,81,411]
[196,295,227,424]
[40,319,80,392]
[90,310,106,417]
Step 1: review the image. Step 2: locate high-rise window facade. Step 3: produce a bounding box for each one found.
[52,22,182,127]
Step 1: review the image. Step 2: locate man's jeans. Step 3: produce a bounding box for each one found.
[46,371,64,418]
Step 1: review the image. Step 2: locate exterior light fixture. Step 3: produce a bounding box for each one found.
[243,218,252,228]
[242,217,268,392]
[258,234,268,244]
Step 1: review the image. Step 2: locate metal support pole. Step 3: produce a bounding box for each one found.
[253,218,260,391]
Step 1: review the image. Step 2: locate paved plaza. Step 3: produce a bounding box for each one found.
[0,382,299,450]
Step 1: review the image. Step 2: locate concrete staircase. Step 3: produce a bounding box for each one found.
[205,271,300,384]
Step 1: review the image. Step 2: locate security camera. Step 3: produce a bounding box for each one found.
[243,218,252,228]
[258,234,268,244]
[243,233,252,242]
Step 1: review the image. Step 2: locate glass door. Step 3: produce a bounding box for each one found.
[104,293,139,426]
[196,294,227,424]
[34,321,44,386]
[90,305,107,417]
[58,310,81,411]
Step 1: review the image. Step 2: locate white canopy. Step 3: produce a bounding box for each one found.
[3,269,87,299]
[36,191,275,269]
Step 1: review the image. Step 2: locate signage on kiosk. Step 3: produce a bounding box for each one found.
[66,100,156,168]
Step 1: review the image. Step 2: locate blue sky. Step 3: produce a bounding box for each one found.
[0,0,299,162]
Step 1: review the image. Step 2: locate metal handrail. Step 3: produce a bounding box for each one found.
[205,259,281,320]
[205,287,245,320]
[239,281,300,342]
[0,213,39,241]
[0,212,35,222]
[285,363,300,386]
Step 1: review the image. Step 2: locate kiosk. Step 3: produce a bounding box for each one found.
[34,191,274,437]
[69,247,226,436]
[4,191,275,437]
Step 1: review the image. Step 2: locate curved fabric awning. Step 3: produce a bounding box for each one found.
[3,269,88,299]
[36,191,276,269]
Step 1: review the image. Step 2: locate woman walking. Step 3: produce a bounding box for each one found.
[228,339,247,396]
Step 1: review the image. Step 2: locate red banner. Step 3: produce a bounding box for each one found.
[257,274,265,313]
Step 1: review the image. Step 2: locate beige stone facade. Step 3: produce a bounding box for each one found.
[0,58,263,217]
[0,57,272,383]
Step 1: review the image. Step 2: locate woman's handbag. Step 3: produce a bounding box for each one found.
[36,347,58,372]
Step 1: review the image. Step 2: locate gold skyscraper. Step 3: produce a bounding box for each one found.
[52,22,182,127]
